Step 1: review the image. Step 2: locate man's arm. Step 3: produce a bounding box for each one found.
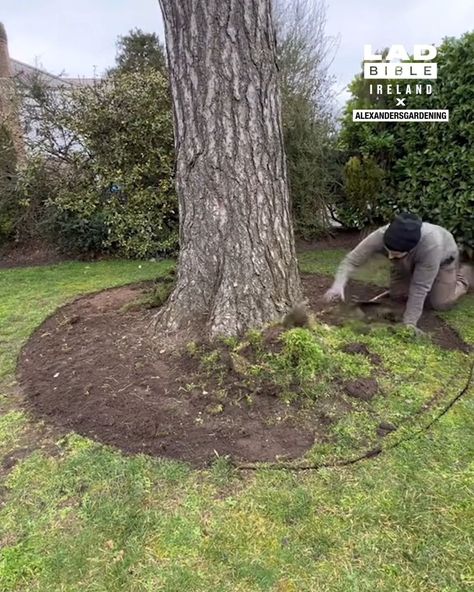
[327,228,386,299]
[403,253,442,326]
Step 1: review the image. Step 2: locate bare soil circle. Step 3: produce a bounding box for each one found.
[17,274,469,466]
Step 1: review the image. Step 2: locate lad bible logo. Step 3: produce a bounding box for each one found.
[353,44,449,122]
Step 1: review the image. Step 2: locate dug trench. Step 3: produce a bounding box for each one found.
[17,274,471,467]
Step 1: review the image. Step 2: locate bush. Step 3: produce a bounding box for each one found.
[341,156,387,228]
[282,98,340,238]
[276,0,341,238]
[17,64,177,257]
[55,69,177,257]
[50,209,109,255]
[8,153,104,253]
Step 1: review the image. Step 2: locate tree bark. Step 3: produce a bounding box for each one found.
[157,0,302,338]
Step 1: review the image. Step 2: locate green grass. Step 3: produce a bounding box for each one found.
[298,250,390,286]
[0,254,473,592]
[0,259,174,381]
[441,297,474,344]
[206,321,470,464]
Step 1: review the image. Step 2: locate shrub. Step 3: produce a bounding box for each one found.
[341,156,387,228]
[17,63,177,257]
[276,0,341,238]
[50,209,109,255]
[56,69,177,257]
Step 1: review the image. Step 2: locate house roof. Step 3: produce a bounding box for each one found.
[10,58,97,87]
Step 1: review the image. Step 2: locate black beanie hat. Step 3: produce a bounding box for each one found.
[383,212,422,252]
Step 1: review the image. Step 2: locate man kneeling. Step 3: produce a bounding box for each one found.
[323,213,472,328]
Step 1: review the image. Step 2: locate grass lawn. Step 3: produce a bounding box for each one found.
[0,254,473,592]
[298,249,390,286]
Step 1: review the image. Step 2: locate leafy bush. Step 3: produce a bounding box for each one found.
[276,0,341,238]
[50,209,109,255]
[18,67,177,257]
[63,68,177,257]
[341,156,386,228]
[338,32,474,251]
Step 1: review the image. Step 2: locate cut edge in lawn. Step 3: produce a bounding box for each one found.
[16,274,473,468]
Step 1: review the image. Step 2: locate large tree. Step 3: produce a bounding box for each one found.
[157,0,302,338]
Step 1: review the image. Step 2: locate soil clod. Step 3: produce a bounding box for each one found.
[344,378,379,401]
[377,421,397,437]
[282,304,310,328]
[341,342,382,366]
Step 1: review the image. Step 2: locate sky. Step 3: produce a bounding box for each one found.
[2,0,474,105]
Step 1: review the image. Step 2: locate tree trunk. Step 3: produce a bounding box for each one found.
[157,0,302,338]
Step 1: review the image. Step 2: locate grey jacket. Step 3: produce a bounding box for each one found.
[333,222,459,325]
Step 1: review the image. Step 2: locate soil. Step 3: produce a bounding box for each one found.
[341,343,382,366]
[301,273,470,353]
[18,284,318,466]
[295,228,364,252]
[0,240,114,269]
[0,241,71,269]
[377,421,397,437]
[2,228,357,269]
[344,378,379,402]
[17,274,470,466]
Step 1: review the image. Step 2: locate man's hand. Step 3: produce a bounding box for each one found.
[323,284,345,303]
[404,323,428,339]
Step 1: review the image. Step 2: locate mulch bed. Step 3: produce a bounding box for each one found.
[17,275,469,466]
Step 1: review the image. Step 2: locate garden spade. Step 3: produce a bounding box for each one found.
[349,290,400,322]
